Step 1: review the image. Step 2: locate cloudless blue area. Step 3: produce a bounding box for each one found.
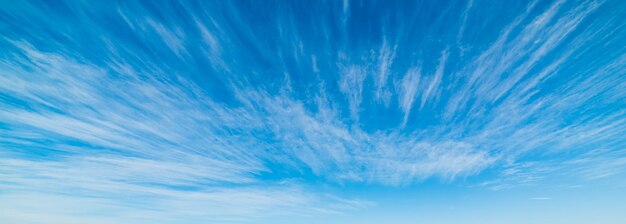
[1,0,625,223]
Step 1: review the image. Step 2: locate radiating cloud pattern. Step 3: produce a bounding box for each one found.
[1,0,625,223]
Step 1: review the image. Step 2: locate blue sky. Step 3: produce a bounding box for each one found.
[1,0,625,223]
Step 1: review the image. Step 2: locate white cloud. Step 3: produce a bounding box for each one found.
[398,68,421,126]
[339,65,366,122]
[1,0,625,221]
[374,40,396,104]
[420,49,448,109]
[0,44,370,222]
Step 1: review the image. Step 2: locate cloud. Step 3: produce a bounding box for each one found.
[398,68,421,126]
[339,65,366,121]
[1,0,625,222]
[374,39,396,104]
[0,43,370,222]
[420,49,448,109]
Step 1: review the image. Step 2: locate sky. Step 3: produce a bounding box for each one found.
[0,0,625,223]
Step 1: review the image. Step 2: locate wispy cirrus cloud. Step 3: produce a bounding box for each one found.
[0,43,371,222]
[1,0,625,222]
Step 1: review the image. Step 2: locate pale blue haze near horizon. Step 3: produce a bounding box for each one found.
[1,0,625,223]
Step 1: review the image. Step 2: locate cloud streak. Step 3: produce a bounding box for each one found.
[0,0,625,222]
